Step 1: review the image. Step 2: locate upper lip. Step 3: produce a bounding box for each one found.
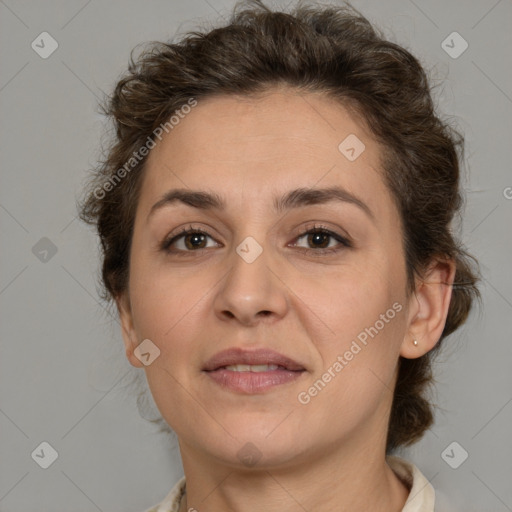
[203,348,305,372]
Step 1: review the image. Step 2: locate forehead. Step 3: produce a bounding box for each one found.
[139,87,393,219]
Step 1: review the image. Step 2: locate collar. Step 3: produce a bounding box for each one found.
[147,455,435,512]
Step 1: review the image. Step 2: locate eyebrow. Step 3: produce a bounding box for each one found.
[148,186,374,221]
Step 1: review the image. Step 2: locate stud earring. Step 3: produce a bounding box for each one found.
[413,339,418,346]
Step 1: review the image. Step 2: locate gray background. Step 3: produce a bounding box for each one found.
[1,0,511,510]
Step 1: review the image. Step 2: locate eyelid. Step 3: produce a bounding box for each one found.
[160,224,218,252]
[290,223,352,254]
[161,222,352,255]
[293,222,352,244]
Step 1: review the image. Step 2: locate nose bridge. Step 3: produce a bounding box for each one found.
[212,230,288,324]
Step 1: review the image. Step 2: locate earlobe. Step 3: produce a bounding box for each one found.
[116,294,144,368]
[400,259,456,359]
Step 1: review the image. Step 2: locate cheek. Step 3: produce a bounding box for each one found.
[295,255,404,341]
[126,251,202,396]
[298,254,407,409]
[298,298,406,435]
[128,245,200,334]
[128,264,204,427]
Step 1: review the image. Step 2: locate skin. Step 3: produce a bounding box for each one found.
[117,85,455,512]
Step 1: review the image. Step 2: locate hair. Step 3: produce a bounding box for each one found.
[79,0,480,453]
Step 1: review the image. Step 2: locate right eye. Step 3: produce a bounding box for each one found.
[161,226,220,254]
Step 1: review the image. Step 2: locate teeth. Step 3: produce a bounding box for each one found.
[224,364,280,372]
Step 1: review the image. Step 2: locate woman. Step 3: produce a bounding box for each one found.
[80,1,479,510]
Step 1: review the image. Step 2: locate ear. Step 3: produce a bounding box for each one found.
[116,293,144,368]
[400,258,456,359]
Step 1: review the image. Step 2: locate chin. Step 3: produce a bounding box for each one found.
[199,414,313,469]
[215,438,308,471]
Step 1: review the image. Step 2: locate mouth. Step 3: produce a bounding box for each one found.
[203,348,306,394]
[222,364,287,372]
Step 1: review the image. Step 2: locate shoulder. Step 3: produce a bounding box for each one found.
[387,455,436,512]
[142,476,186,512]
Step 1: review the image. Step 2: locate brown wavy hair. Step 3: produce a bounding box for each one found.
[79,0,480,453]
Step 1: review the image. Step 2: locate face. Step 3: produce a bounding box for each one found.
[119,86,417,469]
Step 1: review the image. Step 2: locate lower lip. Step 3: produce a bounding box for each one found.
[205,368,304,393]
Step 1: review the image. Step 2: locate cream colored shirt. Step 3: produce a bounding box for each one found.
[143,456,436,512]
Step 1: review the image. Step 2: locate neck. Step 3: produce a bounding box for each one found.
[177,430,409,512]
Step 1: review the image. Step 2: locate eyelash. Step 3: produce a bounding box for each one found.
[160,224,352,257]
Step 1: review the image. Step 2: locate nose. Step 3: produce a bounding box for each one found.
[212,239,289,327]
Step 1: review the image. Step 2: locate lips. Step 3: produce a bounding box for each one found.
[203,348,305,372]
[203,348,306,394]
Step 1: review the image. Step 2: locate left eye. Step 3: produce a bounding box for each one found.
[292,228,351,253]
